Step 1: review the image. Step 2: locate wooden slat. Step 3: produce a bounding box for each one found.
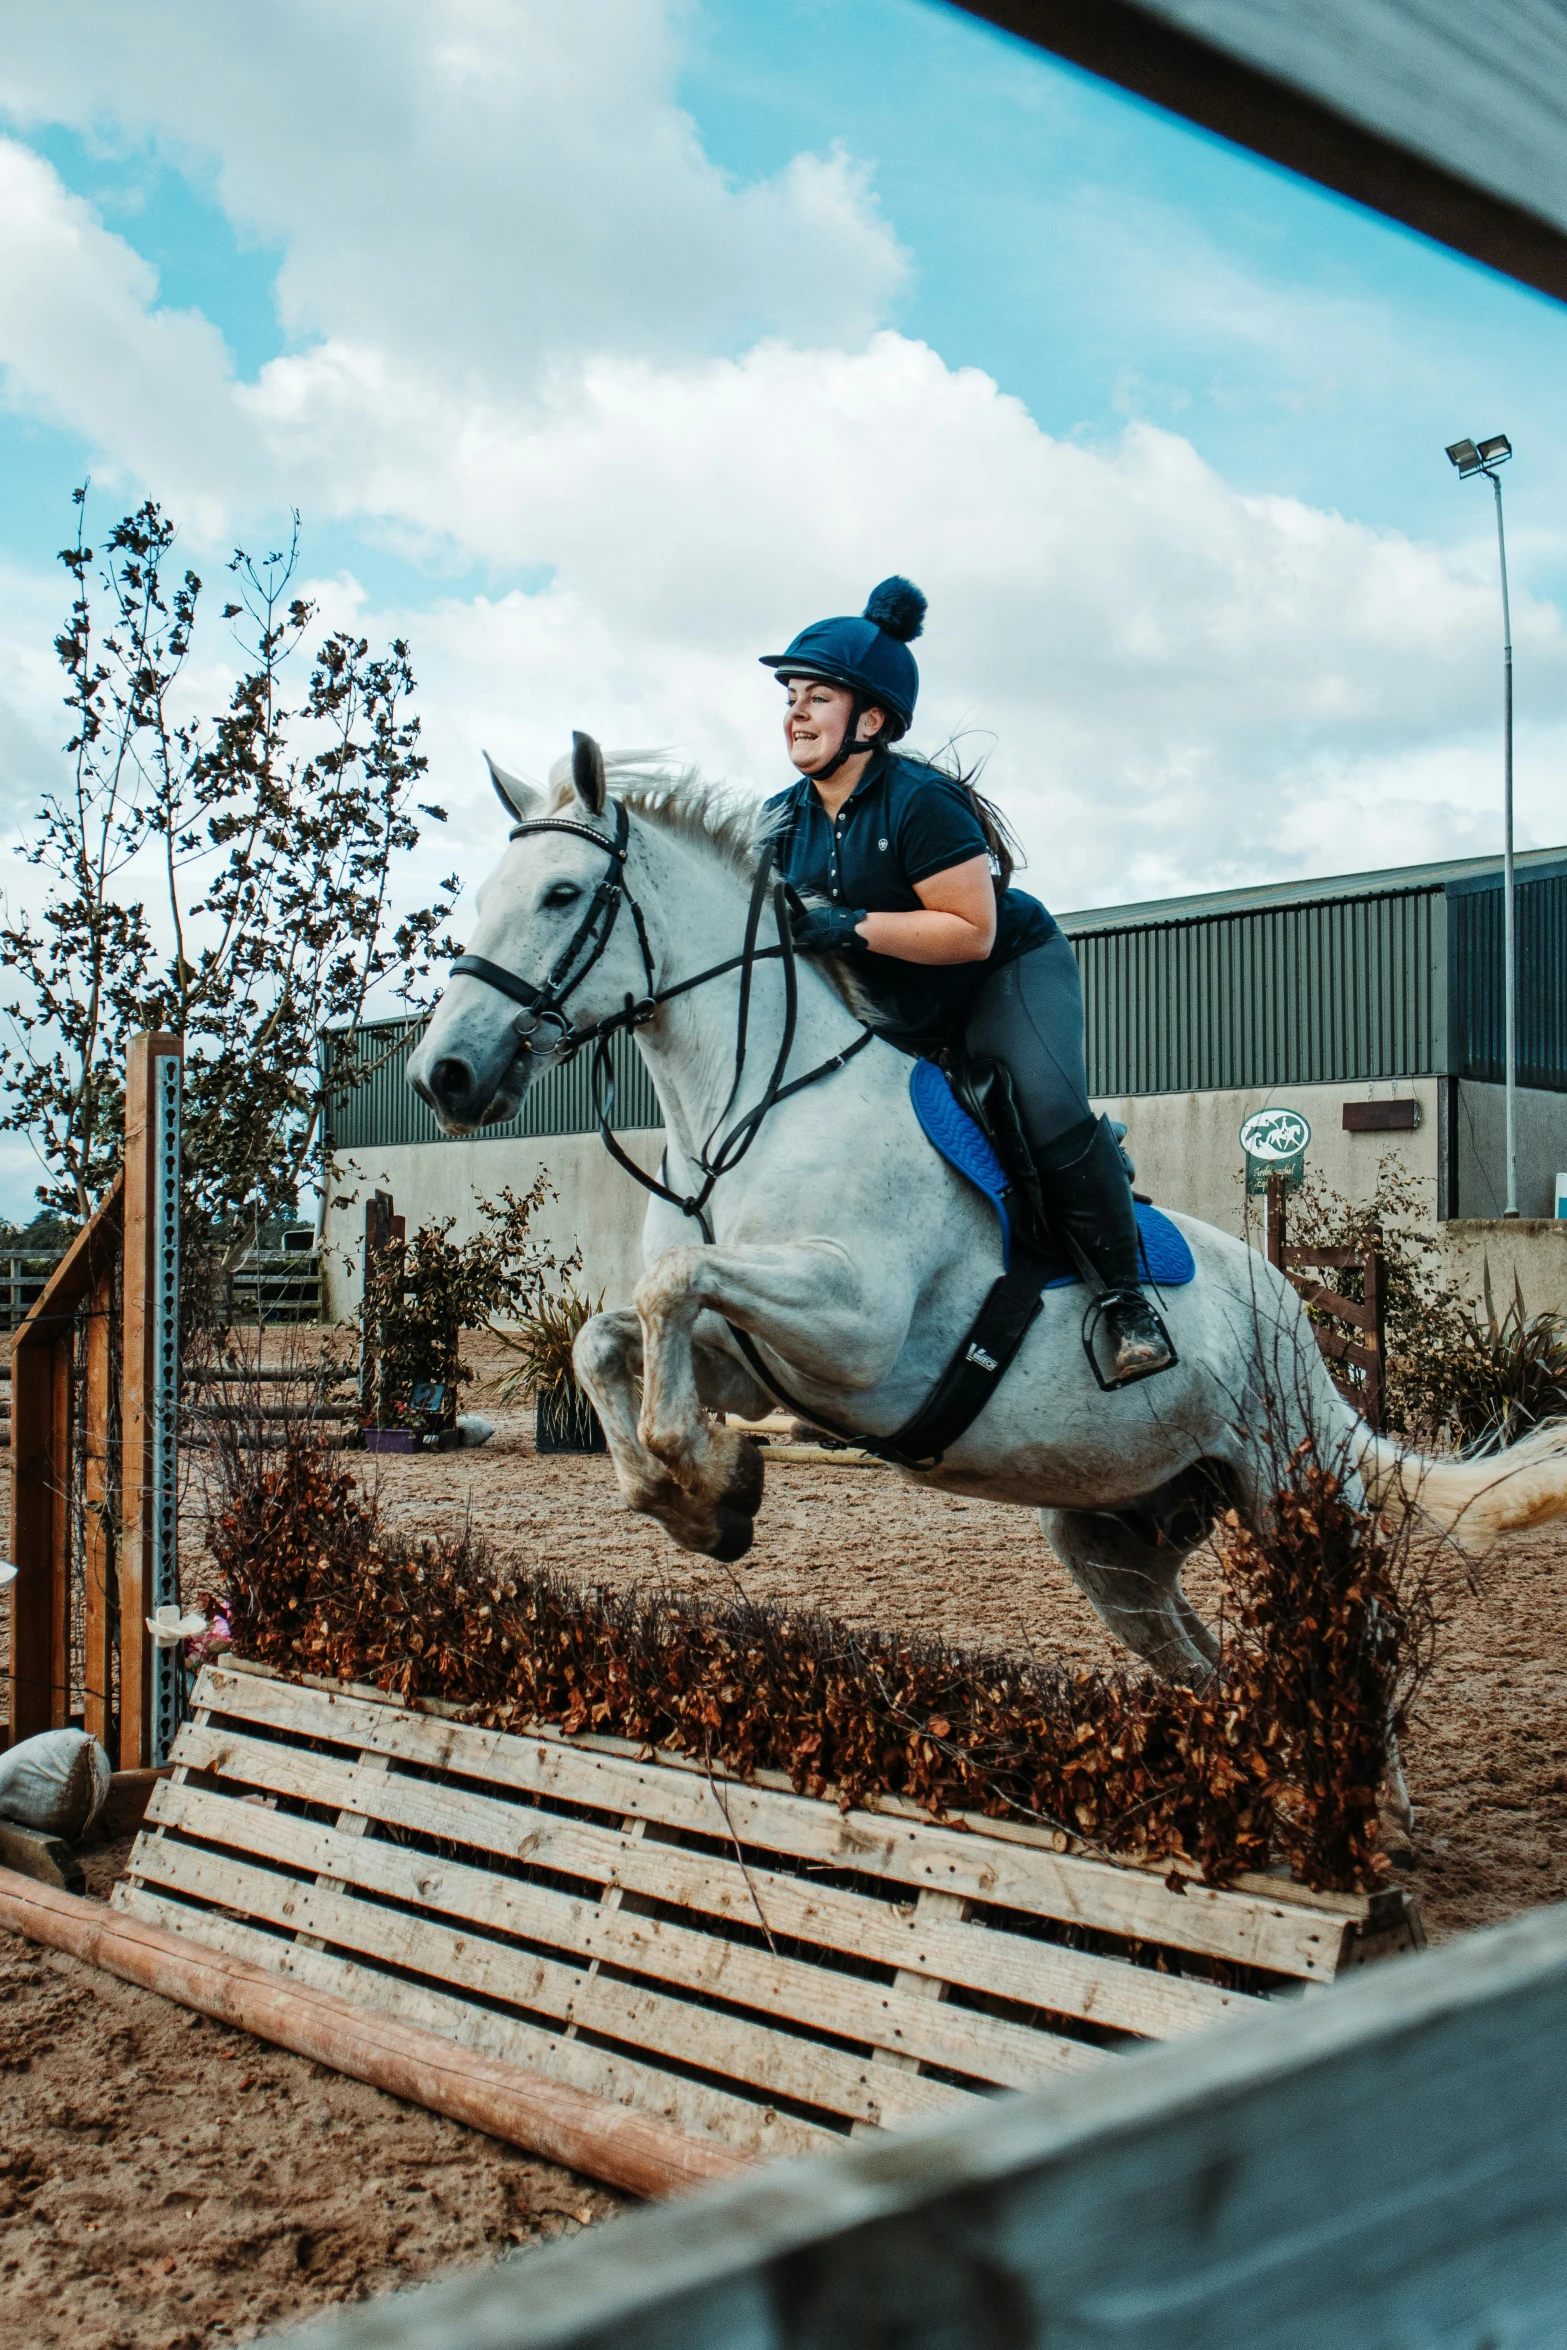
[166,1720,1259,2040]
[270,1901,1567,2350]
[148,1777,1101,2089]
[125,1827,973,2131]
[1289,1281,1372,1331]
[199,1667,1349,1980]
[113,1884,834,2163]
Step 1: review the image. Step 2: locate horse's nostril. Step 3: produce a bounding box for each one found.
[431,1056,476,1111]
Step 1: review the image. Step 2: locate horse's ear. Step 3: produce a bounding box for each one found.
[570,730,607,815]
[485,752,543,825]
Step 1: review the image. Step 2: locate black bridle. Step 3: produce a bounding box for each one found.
[449,796,874,1240]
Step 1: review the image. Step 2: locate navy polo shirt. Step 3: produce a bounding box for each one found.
[763,750,1056,1053]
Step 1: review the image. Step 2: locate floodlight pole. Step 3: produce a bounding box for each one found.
[1450,433,1520,1219]
[1490,463,1518,1218]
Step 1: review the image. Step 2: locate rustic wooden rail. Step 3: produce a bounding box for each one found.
[271,1899,1567,2348]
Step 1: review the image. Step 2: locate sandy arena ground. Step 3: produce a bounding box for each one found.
[1,1337,1563,2344]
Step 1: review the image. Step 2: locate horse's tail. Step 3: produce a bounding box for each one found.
[1346,1414,1567,1555]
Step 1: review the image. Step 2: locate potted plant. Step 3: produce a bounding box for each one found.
[497,1280,607,1453]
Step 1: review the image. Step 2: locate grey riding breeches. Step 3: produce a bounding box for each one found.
[962,933,1098,1173]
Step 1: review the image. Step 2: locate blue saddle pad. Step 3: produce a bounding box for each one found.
[908,1058,1196,1288]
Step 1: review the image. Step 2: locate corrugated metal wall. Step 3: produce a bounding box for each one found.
[1071,887,1442,1097]
[324,1020,663,1150]
[1450,870,1567,1092]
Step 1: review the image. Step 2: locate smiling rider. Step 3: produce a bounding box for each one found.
[761,576,1174,1388]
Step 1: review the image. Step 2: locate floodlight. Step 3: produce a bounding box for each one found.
[1478,434,1513,466]
[1446,437,1482,475]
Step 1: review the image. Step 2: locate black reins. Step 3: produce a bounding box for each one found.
[449,791,1054,1471]
[449,796,874,1241]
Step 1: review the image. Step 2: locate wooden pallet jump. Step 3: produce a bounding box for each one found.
[114,1662,1423,2165]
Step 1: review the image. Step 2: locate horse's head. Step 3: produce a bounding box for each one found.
[409,731,649,1133]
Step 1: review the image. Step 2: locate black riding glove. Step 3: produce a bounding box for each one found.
[791,903,868,957]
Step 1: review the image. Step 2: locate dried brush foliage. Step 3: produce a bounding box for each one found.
[211,1433,1439,1893]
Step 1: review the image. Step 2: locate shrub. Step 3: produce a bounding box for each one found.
[213,1431,1436,1892]
[494,1278,605,1409]
[359,1178,572,1429]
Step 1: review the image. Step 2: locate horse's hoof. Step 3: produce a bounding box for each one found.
[706,1512,755,1564]
[719,1436,765,1518]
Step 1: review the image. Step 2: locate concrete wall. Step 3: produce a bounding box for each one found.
[321,1130,662,1322]
[1093,1078,1442,1244]
[1454,1081,1567,1222]
[319,1078,1567,1330]
[1441,1220,1567,1319]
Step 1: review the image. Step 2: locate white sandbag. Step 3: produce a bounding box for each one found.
[456,1413,495,1448]
[0,1728,113,1840]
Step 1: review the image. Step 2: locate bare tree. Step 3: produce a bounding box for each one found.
[0,489,459,1244]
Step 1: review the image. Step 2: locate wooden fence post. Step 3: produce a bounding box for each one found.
[1361,1242,1387,1435]
[8,1180,125,1747]
[1265,1172,1286,1270]
[120,1031,183,1769]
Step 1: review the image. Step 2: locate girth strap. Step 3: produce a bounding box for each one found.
[725,1249,1053,1472]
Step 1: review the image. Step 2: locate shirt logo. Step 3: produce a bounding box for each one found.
[878,838,888,850]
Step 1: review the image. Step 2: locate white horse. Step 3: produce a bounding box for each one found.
[410,738,1567,1681]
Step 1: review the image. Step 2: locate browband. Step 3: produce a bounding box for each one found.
[507,814,628,857]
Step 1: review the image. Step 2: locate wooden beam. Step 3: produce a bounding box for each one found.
[273,1900,1567,2348]
[950,0,1567,304]
[82,1259,116,1755]
[0,1866,746,2202]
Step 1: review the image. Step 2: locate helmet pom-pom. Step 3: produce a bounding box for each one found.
[863,576,926,642]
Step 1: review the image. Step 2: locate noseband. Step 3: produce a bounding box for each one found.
[446,796,873,1236]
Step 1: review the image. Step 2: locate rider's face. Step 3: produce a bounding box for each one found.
[782,679,886,774]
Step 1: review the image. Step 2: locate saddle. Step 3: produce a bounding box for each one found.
[908,1057,1196,1291]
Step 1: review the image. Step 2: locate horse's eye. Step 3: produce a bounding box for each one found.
[543,882,581,910]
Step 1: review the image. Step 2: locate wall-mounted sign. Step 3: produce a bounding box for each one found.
[1239,1108,1312,1161]
[1240,1106,1310,1196]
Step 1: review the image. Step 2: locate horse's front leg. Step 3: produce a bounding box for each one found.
[633,1239,888,1561]
[573,1306,775,1554]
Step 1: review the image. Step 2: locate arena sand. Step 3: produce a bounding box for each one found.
[1,1355,1563,2345]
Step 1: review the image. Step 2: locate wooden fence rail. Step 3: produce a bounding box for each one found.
[271,1899,1567,2349]
[1265,1173,1387,1432]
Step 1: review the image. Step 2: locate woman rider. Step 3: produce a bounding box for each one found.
[760,576,1174,1388]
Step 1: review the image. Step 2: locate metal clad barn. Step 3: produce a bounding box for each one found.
[1059,849,1567,1100]
[320,847,1567,1319]
[324,1023,661,1152]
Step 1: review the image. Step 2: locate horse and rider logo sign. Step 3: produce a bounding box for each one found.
[1239,1106,1311,1195]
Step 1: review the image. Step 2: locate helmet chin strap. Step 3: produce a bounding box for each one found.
[809,689,881,783]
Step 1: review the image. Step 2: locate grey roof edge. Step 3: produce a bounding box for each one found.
[1055,846,1567,934]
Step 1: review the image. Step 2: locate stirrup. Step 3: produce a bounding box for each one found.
[1082,1288,1178,1392]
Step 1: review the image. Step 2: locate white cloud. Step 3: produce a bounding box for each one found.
[0,0,1561,939]
[0,1,904,383]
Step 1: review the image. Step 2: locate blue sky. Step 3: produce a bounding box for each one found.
[683,0,1567,573]
[0,0,1563,1218]
[7,0,1565,598]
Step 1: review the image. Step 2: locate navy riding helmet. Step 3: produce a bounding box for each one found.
[760,577,926,776]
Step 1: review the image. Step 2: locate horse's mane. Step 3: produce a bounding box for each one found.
[544,750,771,882]
[541,749,876,1022]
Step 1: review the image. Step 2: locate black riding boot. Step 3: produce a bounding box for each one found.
[1040,1116,1176,1387]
